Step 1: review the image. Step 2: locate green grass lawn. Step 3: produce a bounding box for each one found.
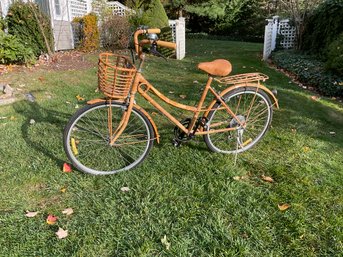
[0,39,342,256]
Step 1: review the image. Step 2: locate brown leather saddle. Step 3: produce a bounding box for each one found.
[198,59,232,77]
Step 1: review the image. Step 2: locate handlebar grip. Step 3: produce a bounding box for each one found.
[156,40,176,49]
[147,28,161,34]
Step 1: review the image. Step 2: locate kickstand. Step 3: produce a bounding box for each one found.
[234,136,239,166]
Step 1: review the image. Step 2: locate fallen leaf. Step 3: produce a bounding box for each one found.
[233,175,249,181]
[38,76,45,82]
[193,80,199,84]
[62,163,72,173]
[311,96,318,101]
[121,187,130,192]
[76,95,85,101]
[329,131,336,135]
[179,95,187,99]
[161,235,171,250]
[60,187,67,193]
[29,119,36,125]
[56,227,68,239]
[261,175,274,183]
[71,138,78,155]
[278,203,291,211]
[168,91,174,94]
[303,146,310,153]
[291,128,297,133]
[25,211,39,218]
[62,208,74,216]
[75,104,79,109]
[46,214,58,225]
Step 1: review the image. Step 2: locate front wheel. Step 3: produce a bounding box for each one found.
[204,87,273,154]
[63,102,154,175]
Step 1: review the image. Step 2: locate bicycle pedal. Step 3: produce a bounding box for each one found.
[172,139,182,147]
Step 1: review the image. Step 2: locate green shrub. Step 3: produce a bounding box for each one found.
[272,50,343,97]
[6,2,53,56]
[0,31,35,64]
[326,33,343,76]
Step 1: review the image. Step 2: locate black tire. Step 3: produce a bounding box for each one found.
[63,102,154,175]
[204,87,273,154]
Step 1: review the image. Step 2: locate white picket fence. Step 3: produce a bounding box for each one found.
[263,16,296,60]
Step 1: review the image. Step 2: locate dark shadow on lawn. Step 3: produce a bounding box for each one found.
[13,100,70,167]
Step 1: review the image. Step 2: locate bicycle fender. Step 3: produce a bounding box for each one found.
[134,104,160,144]
[204,83,279,118]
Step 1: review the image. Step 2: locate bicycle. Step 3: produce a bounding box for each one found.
[63,28,279,175]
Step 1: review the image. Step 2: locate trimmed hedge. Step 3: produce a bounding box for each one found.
[272,50,343,97]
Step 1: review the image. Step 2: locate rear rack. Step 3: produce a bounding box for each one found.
[215,73,269,85]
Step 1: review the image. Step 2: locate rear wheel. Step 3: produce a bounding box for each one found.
[204,87,273,154]
[63,102,154,175]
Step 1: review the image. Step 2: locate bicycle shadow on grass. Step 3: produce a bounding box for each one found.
[12,99,70,167]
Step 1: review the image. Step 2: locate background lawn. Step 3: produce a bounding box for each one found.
[0,39,342,256]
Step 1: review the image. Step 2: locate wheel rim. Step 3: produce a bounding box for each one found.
[65,104,151,174]
[206,90,271,153]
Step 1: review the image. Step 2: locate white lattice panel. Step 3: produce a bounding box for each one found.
[107,1,131,16]
[168,20,176,42]
[70,0,88,19]
[278,19,296,49]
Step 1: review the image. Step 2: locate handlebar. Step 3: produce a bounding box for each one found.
[133,28,176,58]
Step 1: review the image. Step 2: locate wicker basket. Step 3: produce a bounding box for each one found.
[98,53,136,99]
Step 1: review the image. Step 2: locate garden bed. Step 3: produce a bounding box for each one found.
[271,50,343,97]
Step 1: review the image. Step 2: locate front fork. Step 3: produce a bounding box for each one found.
[108,99,134,146]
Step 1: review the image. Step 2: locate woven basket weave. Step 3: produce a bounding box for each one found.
[98,53,136,99]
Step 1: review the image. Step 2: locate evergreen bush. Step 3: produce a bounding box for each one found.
[142,0,169,28]
[6,2,53,56]
[127,0,168,28]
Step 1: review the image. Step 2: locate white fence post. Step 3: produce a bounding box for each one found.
[263,18,273,60]
[175,17,185,60]
[271,16,279,52]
